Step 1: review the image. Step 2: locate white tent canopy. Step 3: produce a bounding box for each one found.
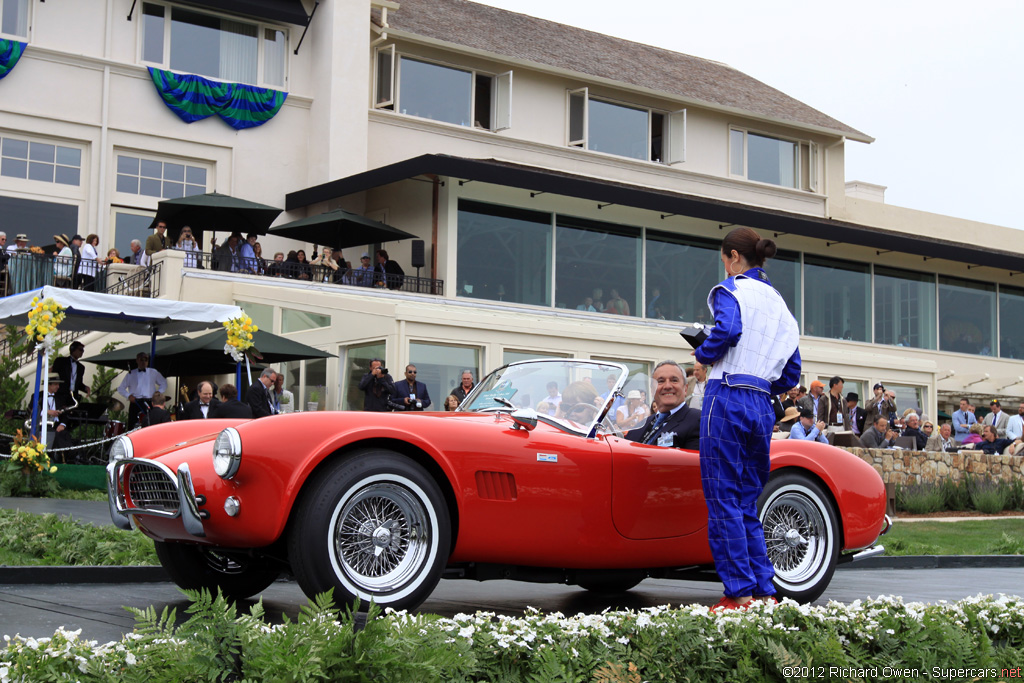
[0,286,243,334]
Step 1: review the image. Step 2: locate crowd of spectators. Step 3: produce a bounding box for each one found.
[359,361,472,413]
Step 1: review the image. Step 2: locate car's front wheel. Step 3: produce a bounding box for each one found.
[154,541,281,600]
[288,450,450,612]
[759,472,840,603]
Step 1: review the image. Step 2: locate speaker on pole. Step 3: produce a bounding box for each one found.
[410,239,425,276]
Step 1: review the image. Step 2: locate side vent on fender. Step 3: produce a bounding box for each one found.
[475,471,517,501]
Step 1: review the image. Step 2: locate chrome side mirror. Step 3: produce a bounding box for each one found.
[510,408,538,431]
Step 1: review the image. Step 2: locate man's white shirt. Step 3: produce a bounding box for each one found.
[118,367,167,400]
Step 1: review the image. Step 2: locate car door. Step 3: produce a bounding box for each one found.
[608,436,708,539]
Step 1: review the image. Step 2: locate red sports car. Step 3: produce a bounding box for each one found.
[107,359,890,610]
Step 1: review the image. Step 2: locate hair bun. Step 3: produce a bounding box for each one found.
[756,238,777,261]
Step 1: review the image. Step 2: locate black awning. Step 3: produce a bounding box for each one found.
[181,0,309,25]
[286,154,1024,274]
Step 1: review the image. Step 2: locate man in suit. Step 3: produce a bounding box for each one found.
[179,381,220,420]
[983,399,1009,438]
[374,249,404,290]
[147,392,172,426]
[210,384,253,418]
[860,415,897,449]
[393,364,431,411]
[625,360,699,450]
[144,220,168,257]
[52,341,90,403]
[845,392,866,437]
[925,423,956,452]
[245,367,278,418]
[864,383,897,431]
[38,373,74,451]
[951,397,977,443]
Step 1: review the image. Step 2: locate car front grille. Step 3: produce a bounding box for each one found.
[127,461,179,514]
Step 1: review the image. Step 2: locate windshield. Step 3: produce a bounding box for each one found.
[461,359,629,435]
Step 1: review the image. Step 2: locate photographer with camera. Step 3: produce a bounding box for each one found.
[393,364,431,411]
[359,359,395,412]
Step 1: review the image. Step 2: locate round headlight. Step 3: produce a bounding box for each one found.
[212,428,242,479]
[108,435,134,463]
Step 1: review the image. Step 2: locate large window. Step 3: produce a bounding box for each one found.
[999,286,1024,359]
[874,267,936,349]
[762,249,801,325]
[112,210,154,258]
[375,50,511,131]
[409,342,480,410]
[555,216,640,316]
[281,308,331,334]
[730,128,815,190]
[644,231,720,323]
[341,341,386,411]
[803,255,869,341]
[567,88,684,163]
[1,0,28,39]
[0,195,78,255]
[1,136,82,186]
[141,3,286,87]
[939,276,996,356]
[456,200,551,306]
[115,155,207,199]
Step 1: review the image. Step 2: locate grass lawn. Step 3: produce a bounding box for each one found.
[884,518,1024,555]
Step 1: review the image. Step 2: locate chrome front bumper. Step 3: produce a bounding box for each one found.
[107,458,206,537]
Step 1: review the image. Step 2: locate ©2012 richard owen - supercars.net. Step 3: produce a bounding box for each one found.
[107,359,890,610]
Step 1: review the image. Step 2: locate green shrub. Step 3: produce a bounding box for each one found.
[896,483,945,514]
[971,480,1011,514]
[0,509,157,565]
[941,476,972,511]
[989,532,1024,555]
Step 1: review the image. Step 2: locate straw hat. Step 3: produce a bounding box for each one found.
[779,406,800,423]
[626,390,642,400]
[53,233,70,247]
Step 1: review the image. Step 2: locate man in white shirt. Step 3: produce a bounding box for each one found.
[118,352,167,429]
[688,360,707,411]
[1007,402,1024,442]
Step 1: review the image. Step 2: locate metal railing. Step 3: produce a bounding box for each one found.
[106,261,163,298]
[1,253,107,296]
[192,251,444,295]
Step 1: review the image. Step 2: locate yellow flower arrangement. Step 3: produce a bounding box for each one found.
[2,430,59,496]
[223,315,259,363]
[25,296,67,345]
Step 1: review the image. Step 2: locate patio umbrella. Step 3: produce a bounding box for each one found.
[154,192,283,246]
[267,208,416,250]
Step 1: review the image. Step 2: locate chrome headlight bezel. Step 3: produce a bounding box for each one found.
[212,427,242,479]
[108,435,134,463]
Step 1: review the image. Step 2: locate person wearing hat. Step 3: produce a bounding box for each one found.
[774,405,801,436]
[983,399,1009,438]
[616,389,651,430]
[117,352,168,429]
[352,252,375,287]
[845,392,866,436]
[788,408,828,443]
[145,220,168,257]
[37,372,75,451]
[52,233,75,285]
[8,233,29,254]
[797,379,826,419]
[863,383,897,432]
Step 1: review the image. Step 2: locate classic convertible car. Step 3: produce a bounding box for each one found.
[107,359,890,610]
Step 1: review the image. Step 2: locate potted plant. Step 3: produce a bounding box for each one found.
[306,387,320,412]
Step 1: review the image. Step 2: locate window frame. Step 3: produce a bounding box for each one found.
[566,89,682,165]
[0,0,30,41]
[373,47,513,132]
[729,126,810,190]
[138,1,289,89]
[112,150,212,202]
[1,132,85,189]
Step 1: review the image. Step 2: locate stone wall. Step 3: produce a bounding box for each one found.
[846,448,1023,485]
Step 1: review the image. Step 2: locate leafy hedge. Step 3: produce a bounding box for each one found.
[3,591,1023,682]
[0,509,157,566]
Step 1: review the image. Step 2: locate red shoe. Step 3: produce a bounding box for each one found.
[710,596,753,613]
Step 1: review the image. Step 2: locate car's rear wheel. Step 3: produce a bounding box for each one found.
[288,450,450,612]
[154,541,280,600]
[759,472,839,603]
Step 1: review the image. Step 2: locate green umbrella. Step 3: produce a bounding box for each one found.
[267,208,416,249]
[154,192,283,247]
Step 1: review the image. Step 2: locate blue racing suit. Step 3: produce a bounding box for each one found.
[695,267,801,598]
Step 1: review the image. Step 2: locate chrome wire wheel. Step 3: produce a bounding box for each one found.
[330,478,433,595]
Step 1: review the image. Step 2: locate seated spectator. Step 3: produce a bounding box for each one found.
[788,408,828,443]
[105,247,123,264]
[978,425,1014,455]
[604,289,630,316]
[925,423,956,452]
[294,249,313,281]
[616,390,650,431]
[860,415,897,449]
[961,422,984,446]
[265,252,286,277]
[902,413,928,450]
[775,406,800,434]
[444,395,460,411]
[576,297,597,312]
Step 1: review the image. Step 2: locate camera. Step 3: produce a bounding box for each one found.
[415,400,423,409]
[377,366,388,375]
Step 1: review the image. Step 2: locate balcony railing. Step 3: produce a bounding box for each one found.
[192,251,444,295]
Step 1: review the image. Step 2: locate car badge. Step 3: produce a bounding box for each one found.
[536,453,558,463]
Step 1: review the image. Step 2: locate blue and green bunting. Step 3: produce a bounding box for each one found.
[148,67,288,130]
[0,39,26,81]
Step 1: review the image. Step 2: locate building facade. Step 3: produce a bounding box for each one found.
[3,0,1023,418]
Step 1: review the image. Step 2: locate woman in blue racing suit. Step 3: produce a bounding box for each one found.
[693,227,801,611]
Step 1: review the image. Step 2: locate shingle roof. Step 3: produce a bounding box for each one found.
[377,0,870,141]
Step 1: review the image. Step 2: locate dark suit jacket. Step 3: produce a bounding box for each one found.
[147,406,172,426]
[245,381,274,418]
[847,405,867,434]
[624,405,700,450]
[36,391,73,429]
[375,260,405,289]
[179,398,221,420]
[52,356,88,400]
[209,399,253,419]
[393,379,431,410]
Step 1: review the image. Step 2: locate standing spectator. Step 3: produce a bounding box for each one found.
[926,423,956,452]
[311,246,340,283]
[450,370,475,404]
[147,392,172,426]
[799,380,826,419]
[211,234,240,272]
[351,253,375,286]
[781,386,799,411]
[245,368,278,418]
[239,233,259,273]
[604,288,630,316]
[294,249,313,280]
[1006,402,1024,442]
[983,399,1009,438]
[77,234,100,289]
[860,415,897,449]
[145,220,168,256]
[175,226,201,268]
[394,364,431,411]
[599,373,624,416]
[53,234,74,283]
[845,392,866,436]
[253,241,266,274]
[117,352,167,429]
[52,341,90,403]
[951,397,976,443]
[179,381,220,420]
[821,376,848,432]
[359,359,394,412]
[0,231,7,271]
[265,252,286,277]
[273,372,295,413]
[788,408,828,443]
[689,361,707,411]
[209,384,253,418]
[444,395,460,411]
[374,248,404,289]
